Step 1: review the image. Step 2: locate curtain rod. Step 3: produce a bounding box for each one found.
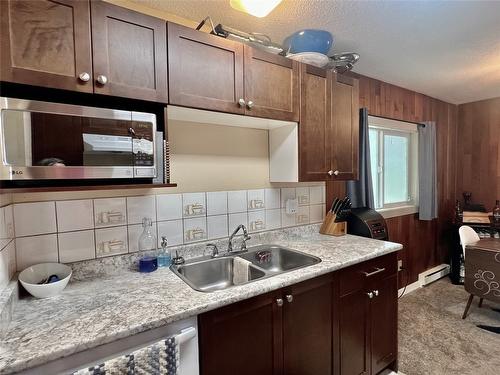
[367,113,426,127]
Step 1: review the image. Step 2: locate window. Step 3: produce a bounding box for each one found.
[368,116,418,214]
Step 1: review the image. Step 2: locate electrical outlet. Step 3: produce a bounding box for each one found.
[398,260,403,271]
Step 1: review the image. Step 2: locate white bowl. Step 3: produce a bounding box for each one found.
[19,263,72,299]
[286,52,330,68]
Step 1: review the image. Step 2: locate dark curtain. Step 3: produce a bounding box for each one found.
[418,121,438,220]
[346,108,374,209]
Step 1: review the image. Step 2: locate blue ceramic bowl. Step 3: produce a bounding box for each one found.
[283,29,334,54]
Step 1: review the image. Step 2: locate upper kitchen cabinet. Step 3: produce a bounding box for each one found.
[296,68,359,182]
[90,1,168,102]
[330,73,359,180]
[243,46,300,122]
[168,23,245,114]
[0,0,93,93]
[299,64,332,181]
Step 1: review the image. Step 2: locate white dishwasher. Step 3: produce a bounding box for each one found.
[20,316,199,375]
[70,316,199,375]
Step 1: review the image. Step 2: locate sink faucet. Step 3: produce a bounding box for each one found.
[206,243,219,258]
[228,224,251,253]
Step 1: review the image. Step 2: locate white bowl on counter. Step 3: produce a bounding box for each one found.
[19,263,72,299]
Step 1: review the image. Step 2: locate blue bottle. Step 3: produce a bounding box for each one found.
[157,236,171,267]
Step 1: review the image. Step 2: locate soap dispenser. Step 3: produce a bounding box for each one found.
[158,236,171,267]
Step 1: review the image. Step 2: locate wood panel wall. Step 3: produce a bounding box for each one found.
[327,74,458,285]
[455,97,500,210]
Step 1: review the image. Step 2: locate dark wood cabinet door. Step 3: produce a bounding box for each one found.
[283,275,333,375]
[299,64,332,181]
[0,0,93,92]
[90,1,168,102]
[167,23,245,114]
[244,46,299,121]
[370,275,398,375]
[339,289,370,375]
[199,291,283,375]
[330,74,360,180]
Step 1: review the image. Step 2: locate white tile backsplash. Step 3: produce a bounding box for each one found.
[156,194,183,221]
[296,206,310,225]
[229,212,248,230]
[310,185,325,205]
[95,226,128,257]
[248,210,266,232]
[157,220,183,247]
[281,209,296,228]
[207,191,228,216]
[296,187,310,206]
[182,193,206,217]
[207,215,229,240]
[127,195,156,224]
[227,190,247,213]
[183,217,207,243]
[310,204,325,223]
[265,188,280,209]
[58,230,95,263]
[128,222,157,252]
[247,189,265,210]
[56,200,94,232]
[14,202,56,237]
[94,198,127,228]
[265,209,281,230]
[280,188,296,208]
[16,234,58,271]
[8,185,323,267]
[0,241,15,290]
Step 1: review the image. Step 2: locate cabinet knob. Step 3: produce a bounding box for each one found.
[78,72,90,82]
[333,170,340,176]
[367,291,374,299]
[246,100,254,109]
[96,74,108,85]
[327,170,334,176]
[285,294,293,303]
[276,298,284,307]
[373,290,379,297]
[238,98,246,107]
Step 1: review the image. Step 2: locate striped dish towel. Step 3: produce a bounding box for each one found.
[72,336,180,375]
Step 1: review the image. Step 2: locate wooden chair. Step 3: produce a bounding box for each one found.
[458,226,482,319]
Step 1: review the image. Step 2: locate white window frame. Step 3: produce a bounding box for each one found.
[368,116,419,219]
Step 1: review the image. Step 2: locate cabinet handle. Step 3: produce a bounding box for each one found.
[367,291,374,299]
[285,294,293,303]
[328,170,340,176]
[78,72,90,82]
[362,267,385,277]
[246,100,254,109]
[96,74,108,85]
[373,289,379,297]
[238,98,246,107]
[276,298,284,307]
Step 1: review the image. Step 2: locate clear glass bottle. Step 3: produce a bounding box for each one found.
[157,236,171,267]
[493,200,500,222]
[138,217,157,254]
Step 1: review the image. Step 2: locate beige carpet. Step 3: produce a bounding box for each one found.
[398,278,500,375]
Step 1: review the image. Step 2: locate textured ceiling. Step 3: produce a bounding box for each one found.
[132,0,500,104]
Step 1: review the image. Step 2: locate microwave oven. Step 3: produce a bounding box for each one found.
[0,97,162,181]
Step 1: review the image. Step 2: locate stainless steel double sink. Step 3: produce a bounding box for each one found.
[170,245,321,292]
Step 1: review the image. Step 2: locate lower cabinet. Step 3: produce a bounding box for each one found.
[198,253,397,375]
[339,252,398,375]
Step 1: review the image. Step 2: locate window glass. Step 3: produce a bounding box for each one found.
[383,133,409,204]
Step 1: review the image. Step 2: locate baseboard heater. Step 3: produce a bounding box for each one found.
[418,264,450,286]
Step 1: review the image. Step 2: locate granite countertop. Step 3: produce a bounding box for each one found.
[0,232,402,374]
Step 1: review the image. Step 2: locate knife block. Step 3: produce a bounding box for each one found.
[319,211,347,236]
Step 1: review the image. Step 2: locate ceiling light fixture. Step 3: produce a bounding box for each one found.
[230,0,282,18]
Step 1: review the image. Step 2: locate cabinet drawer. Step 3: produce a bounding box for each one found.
[339,253,397,296]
